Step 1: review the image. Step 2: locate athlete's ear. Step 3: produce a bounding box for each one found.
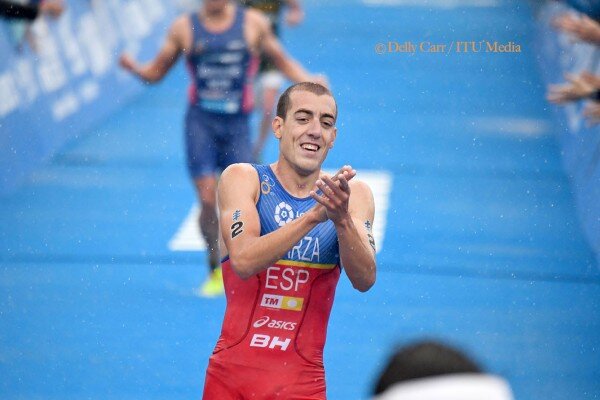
[329,127,337,149]
[272,116,283,139]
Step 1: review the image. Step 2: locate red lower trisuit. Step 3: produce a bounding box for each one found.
[202,257,341,400]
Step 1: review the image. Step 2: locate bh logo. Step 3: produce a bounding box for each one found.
[274,202,294,226]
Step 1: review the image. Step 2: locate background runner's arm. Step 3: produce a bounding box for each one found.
[250,10,313,83]
[219,164,321,279]
[119,17,184,83]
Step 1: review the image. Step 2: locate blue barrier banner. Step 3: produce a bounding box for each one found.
[0,0,177,195]
[535,1,600,263]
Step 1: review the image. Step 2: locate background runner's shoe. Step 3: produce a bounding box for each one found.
[197,267,224,297]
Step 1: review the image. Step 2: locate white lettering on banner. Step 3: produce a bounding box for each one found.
[138,0,166,23]
[14,60,39,104]
[124,1,152,39]
[79,81,100,103]
[287,236,320,262]
[52,93,80,121]
[92,1,119,55]
[0,73,21,117]
[265,267,310,292]
[250,334,291,351]
[34,20,67,93]
[58,11,88,76]
[79,13,111,76]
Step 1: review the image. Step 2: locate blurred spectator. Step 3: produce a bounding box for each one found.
[582,101,600,123]
[554,0,600,19]
[547,71,600,103]
[546,71,600,125]
[0,0,64,21]
[552,12,600,44]
[372,340,514,400]
[547,2,600,126]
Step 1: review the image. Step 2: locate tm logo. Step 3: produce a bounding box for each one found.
[274,202,294,226]
[261,294,304,311]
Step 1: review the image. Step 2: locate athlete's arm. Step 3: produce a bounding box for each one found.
[119,16,185,83]
[220,164,355,279]
[248,9,314,83]
[311,175,376,292]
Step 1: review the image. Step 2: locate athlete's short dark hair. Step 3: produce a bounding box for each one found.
[276,82,337,120]
[373,340,483,395]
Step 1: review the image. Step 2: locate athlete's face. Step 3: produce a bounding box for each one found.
[273,90,337,175]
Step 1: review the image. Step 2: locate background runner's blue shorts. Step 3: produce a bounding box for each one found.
[185,106,252,179]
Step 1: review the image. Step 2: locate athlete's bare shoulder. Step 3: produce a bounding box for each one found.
[172,14,191,33]
[167,14,192,49]
[220,163,261,201]
[348,178,375,215]
[221,163,259,181]
[172,13,191,32]
[349,179,372,195]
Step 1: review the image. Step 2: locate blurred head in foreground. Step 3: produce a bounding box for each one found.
[372,340,514,400]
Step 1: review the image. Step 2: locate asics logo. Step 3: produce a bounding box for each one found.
[252,316,297,331]
[253,316,270,328]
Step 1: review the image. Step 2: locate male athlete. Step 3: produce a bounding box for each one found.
[119,0,323,296]
[238,0,304,162]
[203,82,376,399]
